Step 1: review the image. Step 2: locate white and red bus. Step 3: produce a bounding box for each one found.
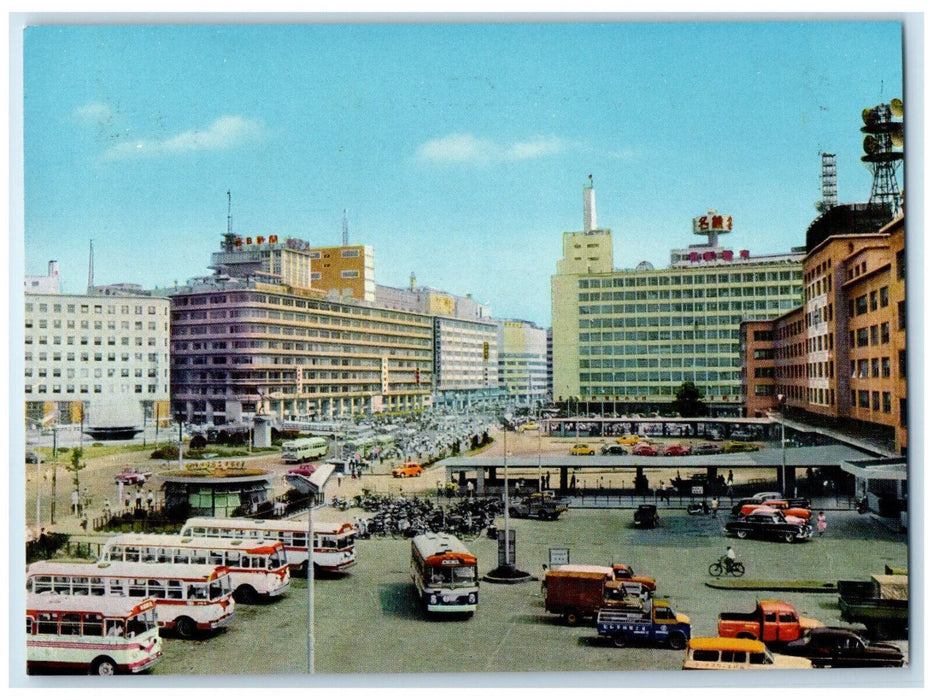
[26,560,235,639]
[98,533,290,604]
[410,533,479,615]
[26,593,162,676]
[179,516,356,573]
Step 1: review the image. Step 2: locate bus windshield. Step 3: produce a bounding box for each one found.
[428,566,475,587]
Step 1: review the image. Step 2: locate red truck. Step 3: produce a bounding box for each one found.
[544,569,647,626]
[718,600,822,645]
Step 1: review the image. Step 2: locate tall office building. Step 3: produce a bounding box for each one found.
[24,287,171,430]
[741,210,906,454]
[375,281,501,407]
[497,319,549,407]
[551,183,804,415]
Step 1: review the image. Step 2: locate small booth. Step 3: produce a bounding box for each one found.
[160,462,273,517]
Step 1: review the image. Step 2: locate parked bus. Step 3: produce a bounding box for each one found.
[281,436,328,463]
[410,533,479,615]
[179,517,356,573]
[26,561,235,639]
[98,533,290,604]
[26,593,162,676]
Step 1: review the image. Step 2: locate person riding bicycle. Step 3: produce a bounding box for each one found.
[724,546,739,570]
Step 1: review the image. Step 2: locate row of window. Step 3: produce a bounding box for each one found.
[24,335,163,348]
[579,300,795,316]
[578,286,799,302]
[25,352,163,363]
[578,270,800,288]
[580,344,741,357]
[581,370,739,383]
[850,286,890,316]
[25,301,165,315]
[25,384,165,395]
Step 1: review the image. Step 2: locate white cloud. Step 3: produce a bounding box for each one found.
[73,101,113,123]
[416,133,567,164]
[102,115,264,160]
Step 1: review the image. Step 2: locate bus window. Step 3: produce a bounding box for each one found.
[37,613,58,635]
[453,566,474,585]
[90,577,106,596]
[225,551,241,566]
[166,580,183,600]
[126,547,141,561]
[71,577,90,595]
[148,579,167,598]
[157,548,172,563]
[31,576,51,594]
[52,576,72,594]
[126,617,147,638]
[209,550,224,565]
[142,547,158,563]
[209,579,224,600]
[83,613,103,637]
[109,545,124,560]
[60,613,81,635]
[129,578,147,597]
[292,533,307,548]
[26,615,34,636]
[188,584,208,600]
[105,619,124,637]
[190,551,208,565]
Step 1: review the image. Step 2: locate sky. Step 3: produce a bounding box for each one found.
[18,20,905,327]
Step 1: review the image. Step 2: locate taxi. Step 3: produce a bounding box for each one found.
[569,444,595,456]
[392,462,423,478]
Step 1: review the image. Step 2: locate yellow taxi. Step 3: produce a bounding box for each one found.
[569,444,595,456]
[615,435,642,445]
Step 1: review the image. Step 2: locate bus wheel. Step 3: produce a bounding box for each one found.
[175,616,197,640]
[91,657,117,676]
[235,585,257,604]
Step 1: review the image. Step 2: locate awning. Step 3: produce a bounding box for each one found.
[840,459,907,481]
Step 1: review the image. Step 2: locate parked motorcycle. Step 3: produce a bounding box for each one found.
[687,502,710,516]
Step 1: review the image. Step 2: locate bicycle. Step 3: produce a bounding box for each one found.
[708,556,745,577]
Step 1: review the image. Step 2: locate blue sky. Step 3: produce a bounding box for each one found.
[20,21,904,327]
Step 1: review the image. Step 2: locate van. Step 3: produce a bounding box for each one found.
[682,637,812,670]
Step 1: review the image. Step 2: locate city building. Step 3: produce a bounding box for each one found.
[741,209,906,454]
[497,318,549,408]
[375,278,501,408]
[551,183,804,416]
[168,277,434,424]
[24,287,171,433]
[25,260,61,295]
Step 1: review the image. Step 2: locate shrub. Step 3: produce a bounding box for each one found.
[189,434,208,450]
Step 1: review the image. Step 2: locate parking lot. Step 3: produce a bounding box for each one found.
[151,506,909,679]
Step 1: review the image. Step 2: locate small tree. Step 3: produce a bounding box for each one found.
[67,447,88,511]
[674,381,707,417]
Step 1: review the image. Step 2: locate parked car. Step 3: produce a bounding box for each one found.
[662,444,691,456]
[725,511,813,543]
[570,444,596,456]
[631,443,659,457]
[724,441,760,453]
[741,500,812,521]
[731,497,769,517]
[392,462,423,478]
[683,637,812,670]
[601,444,628,455]
[751,491,782,501]
[508,493,568,520]
[782,627,905,668]
[691,442,723,455]
[115,467,152,485]
[517,422,540,432]
[25,449,42,464]
[615,434,641,445]
[634,504,659,528]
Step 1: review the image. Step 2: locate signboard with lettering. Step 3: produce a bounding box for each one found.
[692,210,733,234]
[548,548,570,568]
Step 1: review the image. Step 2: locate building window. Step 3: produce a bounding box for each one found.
[858,390,869,408]
[880,322,890,344]
[880,286,889,307]
[897,301,905,330]
[882,392,892,413]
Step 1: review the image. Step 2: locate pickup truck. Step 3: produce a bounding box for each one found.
[115,467,152,485]
[544,570,645,626]
[837,574,908,639]
[596,599,691,649]
[718,600,822,645]
[508,493,568,520]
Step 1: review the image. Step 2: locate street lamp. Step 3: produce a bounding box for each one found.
[306,497,324,674]
[502,413,512,571]
[777,394,786,497]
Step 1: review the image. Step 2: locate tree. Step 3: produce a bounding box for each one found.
[674,381,707,417]
[67,447,88,511]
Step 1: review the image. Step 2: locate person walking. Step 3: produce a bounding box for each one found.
[71,489,80,516]
[146,489,155,512]
[710,496,719,518]
[817,511,827,537]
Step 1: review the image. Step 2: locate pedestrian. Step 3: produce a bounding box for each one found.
[135,488,143,510]
[71,489,80,516]
[710,496,719,518]
[727,470,734,486]
[817,511,827,537]
[337,474,342,488]
[146,489,155,511]
[103,498,111,518]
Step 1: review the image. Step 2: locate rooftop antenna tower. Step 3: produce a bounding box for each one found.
[222,190,237,252]
[87,240,94,292]
[861,98,904,216]
[342,209,349,246]
[815,152,838,212]
[583,175,597,232]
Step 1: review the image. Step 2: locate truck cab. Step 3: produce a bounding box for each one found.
[718,600,822,645]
